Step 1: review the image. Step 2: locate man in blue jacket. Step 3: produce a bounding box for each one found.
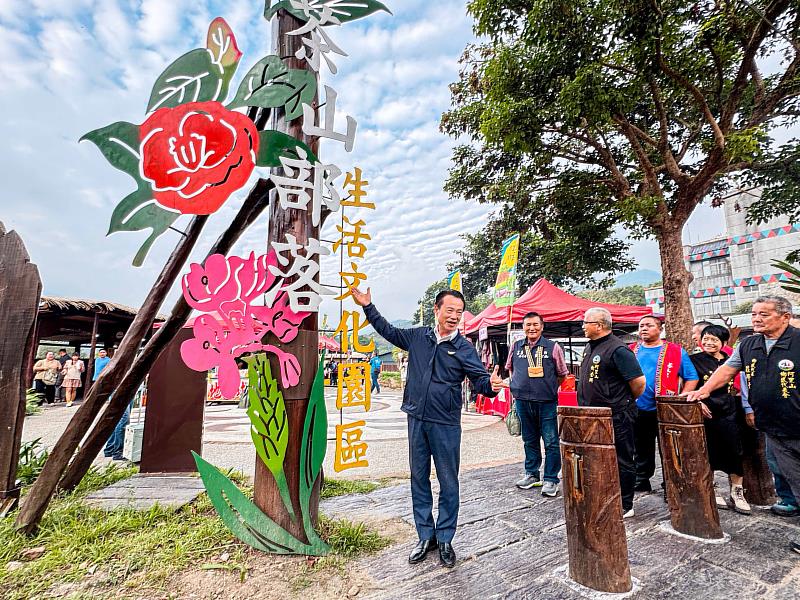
[351,286,502,568]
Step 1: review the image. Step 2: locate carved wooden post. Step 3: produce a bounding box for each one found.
[254,8,322,540]
[558,406,632,594]
[656,396,723,539]
[742,430,777,506]
[0,223,42,514]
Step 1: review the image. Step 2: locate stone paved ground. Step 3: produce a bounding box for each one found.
[322,463,800,599]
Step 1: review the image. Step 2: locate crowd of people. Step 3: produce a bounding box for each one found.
[350,284,799,568]
[32,348,111,407]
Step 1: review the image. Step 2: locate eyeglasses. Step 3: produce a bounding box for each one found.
[582,321,601,325]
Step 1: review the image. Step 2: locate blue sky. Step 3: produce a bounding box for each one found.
[0,0,726,321]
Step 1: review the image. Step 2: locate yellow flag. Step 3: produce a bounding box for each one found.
[447,270,462,293]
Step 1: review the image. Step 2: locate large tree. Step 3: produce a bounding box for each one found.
[442,0,799,348]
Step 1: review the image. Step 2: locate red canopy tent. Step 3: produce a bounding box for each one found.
[464,279,653,337]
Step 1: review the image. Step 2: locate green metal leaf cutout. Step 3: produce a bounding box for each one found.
[298,352,329,550]
[228,56,316,121]
[147,48,224,113]
[265,0,392,23]
[256,130,318,167]
[80,121,141,182]
[107,187,180,267]
[244,354,295,520]
[192,354,330,555]
[192,452,318,554]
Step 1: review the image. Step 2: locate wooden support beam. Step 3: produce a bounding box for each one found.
[84,312,100,384]
[57,179,274,493]
[656,396,724,539]
[15,215,209,535]
[558,405,632,594]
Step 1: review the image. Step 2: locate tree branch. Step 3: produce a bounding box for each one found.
[648,78,691,186]
[656,38,726,150]
[612,114,662,196]
[722,0,792,130]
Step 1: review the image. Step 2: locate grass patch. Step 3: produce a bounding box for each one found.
[1,464,241,600]
[320,478,381,499]
[319,516,391,557]
[1,467,392,600]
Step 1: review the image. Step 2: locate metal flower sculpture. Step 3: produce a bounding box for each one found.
[82,17,316,266]
[180,250,310,395]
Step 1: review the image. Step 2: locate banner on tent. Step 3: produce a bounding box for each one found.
[493,234,520,307]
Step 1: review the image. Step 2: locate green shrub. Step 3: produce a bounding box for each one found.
[16,438,48,486]
[25,389,42,416]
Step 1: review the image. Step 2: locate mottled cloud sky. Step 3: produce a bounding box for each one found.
[0,0,724,322]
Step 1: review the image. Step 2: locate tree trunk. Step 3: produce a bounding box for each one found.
[656,221,694,350]
[57,180,274,493]
[15,215,209,535]
[254,8,322,541]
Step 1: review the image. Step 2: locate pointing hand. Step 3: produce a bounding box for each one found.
[350,286,372,307]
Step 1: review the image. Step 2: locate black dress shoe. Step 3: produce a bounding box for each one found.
[408,538,436,564]
[438,542,456,568]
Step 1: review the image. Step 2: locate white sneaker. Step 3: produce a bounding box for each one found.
[623,508,635,518]
[541,481,559,497]
[715,494,729,510]
[730,485,752,514]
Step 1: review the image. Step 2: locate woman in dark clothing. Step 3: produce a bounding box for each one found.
[690,324,751,514]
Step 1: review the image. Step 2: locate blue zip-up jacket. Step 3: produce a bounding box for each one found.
[364,303,497,426]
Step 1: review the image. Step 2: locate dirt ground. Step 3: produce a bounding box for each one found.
[154,518,414,600]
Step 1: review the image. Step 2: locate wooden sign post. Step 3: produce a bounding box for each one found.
[656,396,724,540]
[254,8,322,541]
[558,406,632,594]
[0,223,42,515]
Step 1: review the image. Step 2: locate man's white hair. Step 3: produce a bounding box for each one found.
[585,307,612,330]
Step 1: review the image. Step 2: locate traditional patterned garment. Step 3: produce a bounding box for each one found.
[629,341,686,409]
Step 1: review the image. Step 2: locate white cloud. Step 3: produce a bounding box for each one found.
[0,0,713,325]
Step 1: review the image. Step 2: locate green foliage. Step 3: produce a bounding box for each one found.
[147,48,223,112]
[731,300,754,315]
[746,142,800,227]
[379,371,400,385]
[16,439,49,486]
[244,354,293,519]
[228,56,317,121]
[320,479,381,500]
[257,131,318,167]
[444,0,799,338]
[578,285,646,306]
[0,473,238,600]
[318,517,391,558]
[265,0,391,23]
[774,259,800,295]
[25,389,42,416]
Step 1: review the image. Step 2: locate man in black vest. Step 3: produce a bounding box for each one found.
[505,312,570,497]
[578,307,646,517]
[687,295,800,555]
